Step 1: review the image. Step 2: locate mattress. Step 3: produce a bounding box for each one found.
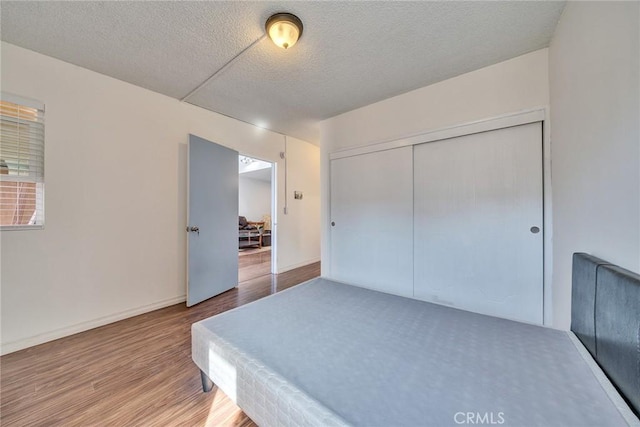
[192,278,639,426]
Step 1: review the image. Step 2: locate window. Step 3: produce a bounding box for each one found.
[0,93,45,229]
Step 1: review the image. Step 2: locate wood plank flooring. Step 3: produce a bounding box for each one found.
[1,262,321,427]
[238,248,271,283]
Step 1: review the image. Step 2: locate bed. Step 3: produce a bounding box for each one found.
[191,253,640,426]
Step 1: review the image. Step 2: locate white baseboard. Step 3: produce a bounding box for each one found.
[276,257,321,274]
[0,295,186,356]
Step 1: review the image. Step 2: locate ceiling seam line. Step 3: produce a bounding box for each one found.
[180,34,267,102]
[182,99,289,137]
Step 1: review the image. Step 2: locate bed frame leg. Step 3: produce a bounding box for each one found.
[200,370,215,392]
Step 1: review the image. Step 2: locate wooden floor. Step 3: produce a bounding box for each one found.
[0,262,321,427]
[238,248,271,283]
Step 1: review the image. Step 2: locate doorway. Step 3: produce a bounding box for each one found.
[238,155,275,282]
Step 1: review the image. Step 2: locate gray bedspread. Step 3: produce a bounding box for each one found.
[192,278,637,426]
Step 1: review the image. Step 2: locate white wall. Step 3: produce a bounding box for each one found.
[239,175,271,223]
[319,48,551,317]
[321,49,549,153]
[549,2,640,329]
[277,136,321,272]
[0,42,320,354]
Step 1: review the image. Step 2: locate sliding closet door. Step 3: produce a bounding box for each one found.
[413,123,543,324]
[330,147,413,297]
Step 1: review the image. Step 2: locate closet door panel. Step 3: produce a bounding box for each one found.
[330,147,413,297]
[413,123,543,324]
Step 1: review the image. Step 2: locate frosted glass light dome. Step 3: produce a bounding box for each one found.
[266,13,303,50]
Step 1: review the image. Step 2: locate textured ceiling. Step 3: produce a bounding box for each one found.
[1,1,565,144]
[239,157,272,175]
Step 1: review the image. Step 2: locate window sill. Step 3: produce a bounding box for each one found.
[1,224,44,231]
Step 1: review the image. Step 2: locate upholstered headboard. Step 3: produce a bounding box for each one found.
[571,253,640,416]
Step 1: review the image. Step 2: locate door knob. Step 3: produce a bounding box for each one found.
[187,226,200,235]
[530,226,540,234]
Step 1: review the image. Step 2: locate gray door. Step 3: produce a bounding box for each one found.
[187,134,238,306]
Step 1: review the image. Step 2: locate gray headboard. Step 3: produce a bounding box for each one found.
[571,253,640,416]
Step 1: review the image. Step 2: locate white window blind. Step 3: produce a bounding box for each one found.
[0,93,45,229]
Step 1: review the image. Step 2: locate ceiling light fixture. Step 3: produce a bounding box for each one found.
[240,156,255,165]
[266,13,303,50]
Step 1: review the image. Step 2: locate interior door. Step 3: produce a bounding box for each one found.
[413,122,543,324]
[187,134,238,306]
[330,147,414,297]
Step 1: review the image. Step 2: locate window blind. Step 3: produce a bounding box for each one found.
[0,93,45,228]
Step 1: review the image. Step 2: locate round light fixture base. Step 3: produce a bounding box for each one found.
[266,13,303,50]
